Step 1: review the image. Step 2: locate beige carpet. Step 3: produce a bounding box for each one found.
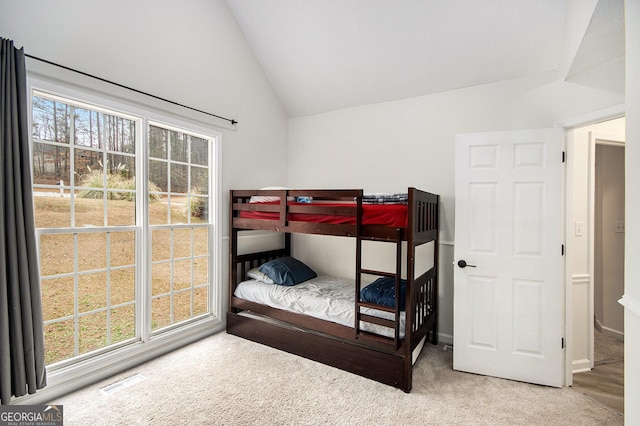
[51,332,623,426]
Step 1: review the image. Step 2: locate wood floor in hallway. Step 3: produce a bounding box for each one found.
[571,329,624,414]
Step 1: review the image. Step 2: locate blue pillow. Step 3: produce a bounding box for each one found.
[258,257,317,286]
[360,277,407,310]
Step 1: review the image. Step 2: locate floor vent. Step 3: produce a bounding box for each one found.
[100,373,146,395]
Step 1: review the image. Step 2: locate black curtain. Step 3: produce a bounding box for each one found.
[0,38,47,404]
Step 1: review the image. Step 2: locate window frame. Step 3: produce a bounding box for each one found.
[24,69,223,403]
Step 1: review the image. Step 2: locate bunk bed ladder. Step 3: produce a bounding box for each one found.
[355,227,404,350]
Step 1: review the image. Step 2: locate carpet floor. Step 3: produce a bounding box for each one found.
[51,332,624,426]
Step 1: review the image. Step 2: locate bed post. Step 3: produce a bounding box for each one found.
[354,189,363,338]
[403,188,416,391]
[431,194,440,345]
[284,232,292,257]
[229,189,239,314]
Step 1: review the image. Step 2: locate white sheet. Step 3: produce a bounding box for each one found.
[234,275,405,338]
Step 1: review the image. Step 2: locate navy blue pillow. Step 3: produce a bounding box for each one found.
[360,277,407,310]
[258,256,317,286]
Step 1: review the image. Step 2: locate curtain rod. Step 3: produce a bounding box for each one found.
[25,54,238,126]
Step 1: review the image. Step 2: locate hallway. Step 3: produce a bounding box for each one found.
[572,328,624,414]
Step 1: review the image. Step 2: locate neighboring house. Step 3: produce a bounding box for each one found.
[0,1,637,424]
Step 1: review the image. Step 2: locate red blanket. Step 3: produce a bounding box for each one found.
[240,202,408,227]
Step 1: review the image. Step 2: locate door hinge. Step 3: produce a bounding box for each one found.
[562,151,566,163]
[561,244,564,255]
[562,337,565,349]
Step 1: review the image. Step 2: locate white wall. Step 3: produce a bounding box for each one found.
[624,0,640,423]
[288,71,624,343]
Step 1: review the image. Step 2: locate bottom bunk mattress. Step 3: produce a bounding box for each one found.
[234,274,406,339]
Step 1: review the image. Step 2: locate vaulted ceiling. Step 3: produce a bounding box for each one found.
[226,0,624,117]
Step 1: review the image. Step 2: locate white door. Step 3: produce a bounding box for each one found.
[453,128,565,387]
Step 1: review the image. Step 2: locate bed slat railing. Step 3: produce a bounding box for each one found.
[229,226,292,314]
[231,189,364,237]
[232,189,437,241]
[404,188,439,349]
[409,267,437,343]
[410,189,439,244]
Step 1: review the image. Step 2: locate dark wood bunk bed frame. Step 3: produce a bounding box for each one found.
[227,187,439,392]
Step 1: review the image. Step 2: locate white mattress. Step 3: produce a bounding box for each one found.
[234,275,405,339]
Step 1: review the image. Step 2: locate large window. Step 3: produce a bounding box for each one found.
[31,91,217,368]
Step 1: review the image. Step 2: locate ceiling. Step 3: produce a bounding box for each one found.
[567,0,624,78]
[226,0,624,117]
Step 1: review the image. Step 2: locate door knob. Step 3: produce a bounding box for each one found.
[457,260,476,268]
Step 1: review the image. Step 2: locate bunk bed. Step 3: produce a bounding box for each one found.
[227,187,439,392]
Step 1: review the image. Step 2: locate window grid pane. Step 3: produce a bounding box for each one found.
[33,92,140,366]
[39,229,137,366]
[149,123,211,333]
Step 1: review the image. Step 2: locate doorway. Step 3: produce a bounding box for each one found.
[594,141,625,340]
[568,117,625,413]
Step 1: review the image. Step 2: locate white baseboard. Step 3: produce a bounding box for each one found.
[594,317,603,332]
[572,358,592,374]
[438,332,453,345]
[595,316,624,339]
[601,325,625,339]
